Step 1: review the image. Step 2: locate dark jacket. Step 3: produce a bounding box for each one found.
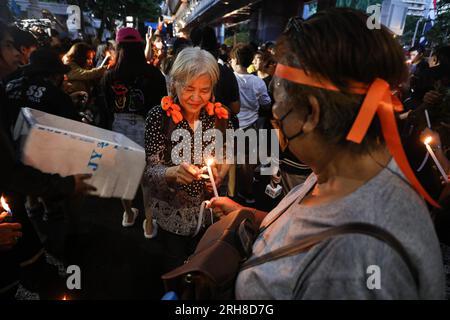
[0,83,75,294]
[5,75,79,130]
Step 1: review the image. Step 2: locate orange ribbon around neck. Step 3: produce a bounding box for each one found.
[274,63,440,208]
[205,102,229,120]
[161,96,229,125]
[161,96,183,124]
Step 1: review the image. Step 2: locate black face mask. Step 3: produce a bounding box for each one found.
[271,107,304,152]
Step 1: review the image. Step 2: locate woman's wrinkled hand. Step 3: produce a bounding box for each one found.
[166,162,202,185]
[207,197,243,216]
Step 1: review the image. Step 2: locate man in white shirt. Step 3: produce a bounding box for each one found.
[230,44,271,203]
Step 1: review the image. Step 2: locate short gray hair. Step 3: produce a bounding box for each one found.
[169,47,219,95]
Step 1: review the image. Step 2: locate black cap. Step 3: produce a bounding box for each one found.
[22,48,71,75]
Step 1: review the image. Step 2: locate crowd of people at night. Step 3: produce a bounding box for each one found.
[0,7,449,300]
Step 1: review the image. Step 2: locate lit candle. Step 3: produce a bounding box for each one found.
[206,158,219,198]
[424,109,431,128]
[424,136,449,182]
[1,196,12,219]
[100,51,111,67]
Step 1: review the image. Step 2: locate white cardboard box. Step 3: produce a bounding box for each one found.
[13,108,146,200]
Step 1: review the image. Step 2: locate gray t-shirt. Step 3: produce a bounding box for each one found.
[235,160,445,299]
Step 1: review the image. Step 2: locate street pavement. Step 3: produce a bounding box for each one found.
[17,172,280,300]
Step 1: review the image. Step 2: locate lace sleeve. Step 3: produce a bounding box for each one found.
[143,106,174,201]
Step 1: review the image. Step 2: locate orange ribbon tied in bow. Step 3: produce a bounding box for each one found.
[205,102,229,120]
[274,63,440,208]
[161,96,183,124]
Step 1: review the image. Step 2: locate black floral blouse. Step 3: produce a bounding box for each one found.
[144,105,233,236]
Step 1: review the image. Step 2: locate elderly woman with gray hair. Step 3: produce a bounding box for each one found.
[144,47,232,271]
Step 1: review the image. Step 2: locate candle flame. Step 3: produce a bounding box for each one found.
[62,295,67,300]
[424,136,432,145]
[1,196,10,213]
[207,158,214,166]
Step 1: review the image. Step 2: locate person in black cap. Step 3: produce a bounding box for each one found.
[5,47,82,131]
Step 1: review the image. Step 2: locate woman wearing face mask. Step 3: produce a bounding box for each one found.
[209,8,445,299]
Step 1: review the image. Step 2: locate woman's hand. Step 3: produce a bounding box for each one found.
[146,29,153,44]
[0,212,22,251]
[207,197,243,216]
[144,31,153,62]
[166,162,202,185]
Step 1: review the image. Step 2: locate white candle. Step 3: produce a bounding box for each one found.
[100,52,110,67]
[424,137,449,182]
[206,159,219,198]
[424,109,431,128]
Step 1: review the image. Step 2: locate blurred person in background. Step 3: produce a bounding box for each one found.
[100,27,166,237]
[230,43,271,204]
[1,21,95,299]
[63,42,108,94]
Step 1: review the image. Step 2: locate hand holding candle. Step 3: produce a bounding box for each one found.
[423,135,449,183]
[1,196,12,220]
[0,197,21,251]
[0,213,22,250]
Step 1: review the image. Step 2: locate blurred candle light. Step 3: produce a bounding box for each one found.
[1,196,12,219]
[424,136,449,182]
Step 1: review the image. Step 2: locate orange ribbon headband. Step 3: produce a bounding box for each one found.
[275,63,440,208]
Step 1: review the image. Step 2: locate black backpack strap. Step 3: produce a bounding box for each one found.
[240,222,420,287]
